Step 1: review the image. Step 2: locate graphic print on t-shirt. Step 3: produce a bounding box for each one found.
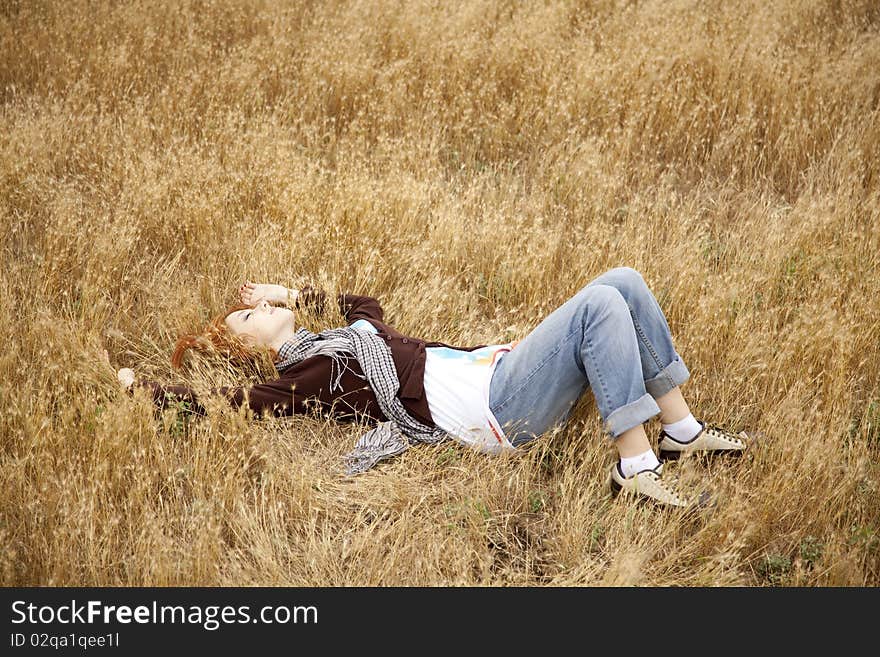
[422,345,501,366]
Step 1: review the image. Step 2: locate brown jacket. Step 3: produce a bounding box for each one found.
[137,286,489,427]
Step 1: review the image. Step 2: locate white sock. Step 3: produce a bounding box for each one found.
[619,449,661,478]
[662,413,702,443]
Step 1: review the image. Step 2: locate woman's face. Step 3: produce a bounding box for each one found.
[224,299,294,348]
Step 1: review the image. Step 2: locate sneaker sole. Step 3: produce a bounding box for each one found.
[658,447,746,462]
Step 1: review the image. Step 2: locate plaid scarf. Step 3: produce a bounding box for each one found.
[275,327,448,475]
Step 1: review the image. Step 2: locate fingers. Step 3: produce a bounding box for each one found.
[239,281,256,306]
[239,281,271,307]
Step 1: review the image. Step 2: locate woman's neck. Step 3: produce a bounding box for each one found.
[269,326,299,353]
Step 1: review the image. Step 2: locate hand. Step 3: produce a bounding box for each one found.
[117,367,135,390]
[238,281,291,307]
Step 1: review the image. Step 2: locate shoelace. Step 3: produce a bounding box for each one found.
[647,469,687,504]
[705,424,745,446]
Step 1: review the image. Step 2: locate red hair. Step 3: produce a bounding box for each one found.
[171,303,278,370]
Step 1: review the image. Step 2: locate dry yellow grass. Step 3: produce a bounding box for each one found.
[1,0,879,586]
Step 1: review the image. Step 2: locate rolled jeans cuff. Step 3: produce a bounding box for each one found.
[603,393,661,439]
[644,354,690,398]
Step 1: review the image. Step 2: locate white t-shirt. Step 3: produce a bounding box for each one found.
[421,344,516,454]
[349,319,517,454]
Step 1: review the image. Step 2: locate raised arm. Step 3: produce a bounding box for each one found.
[241,280,385,324]
[295,285,385,324]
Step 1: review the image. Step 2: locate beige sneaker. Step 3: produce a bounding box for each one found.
[609,462,693,507]
[658,419,747,461]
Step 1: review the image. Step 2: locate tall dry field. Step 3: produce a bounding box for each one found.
[1,0,878,586]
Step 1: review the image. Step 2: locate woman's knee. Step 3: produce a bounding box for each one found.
[579,283,629,318]
[611,266,646,288]
[600,266,649,302]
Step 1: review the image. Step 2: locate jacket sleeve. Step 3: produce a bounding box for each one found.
[338,293,384,323]
[294,284,327,315]
[295,284,385,324]
[133,376,299,418]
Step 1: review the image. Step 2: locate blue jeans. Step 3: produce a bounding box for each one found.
[488,267,690,446]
